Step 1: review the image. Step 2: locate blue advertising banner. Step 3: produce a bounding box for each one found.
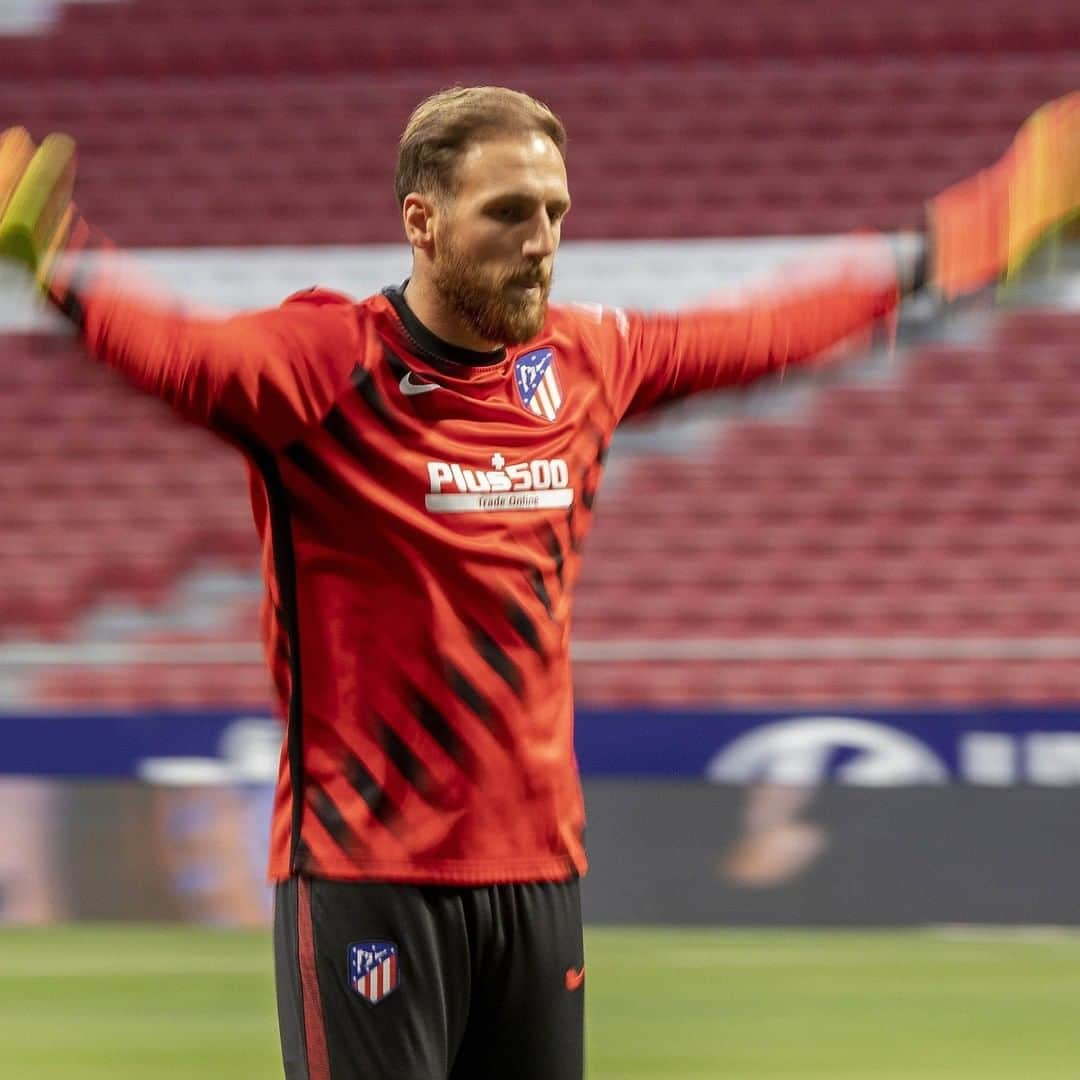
[1,709,280,782]
[576,707,1080,786]
[6,705,1080,785]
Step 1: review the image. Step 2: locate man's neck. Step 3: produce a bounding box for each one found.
[402,276,502,354]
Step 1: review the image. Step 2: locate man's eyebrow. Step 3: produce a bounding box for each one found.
[484,192,571,212]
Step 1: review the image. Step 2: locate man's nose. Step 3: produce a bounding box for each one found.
[522,213,556,259]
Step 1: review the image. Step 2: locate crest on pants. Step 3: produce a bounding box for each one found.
[348,941,399,1004]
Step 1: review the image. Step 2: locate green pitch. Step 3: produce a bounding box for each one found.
[2,925,1080,1078]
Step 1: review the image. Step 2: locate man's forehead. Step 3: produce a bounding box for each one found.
[457,133,568,197]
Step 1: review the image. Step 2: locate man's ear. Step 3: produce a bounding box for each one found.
[402,193,438,254]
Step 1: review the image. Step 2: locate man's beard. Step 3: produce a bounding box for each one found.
[432,242,552,346]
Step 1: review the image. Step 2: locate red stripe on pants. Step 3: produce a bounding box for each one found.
[298,877,331,1080]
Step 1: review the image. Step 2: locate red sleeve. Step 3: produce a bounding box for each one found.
[601,245,902,421]
[77,279,363,450]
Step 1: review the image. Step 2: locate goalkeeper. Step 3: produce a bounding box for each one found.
[2,87,1076,1080]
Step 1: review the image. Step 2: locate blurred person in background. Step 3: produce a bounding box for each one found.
[1,85,946,1079]
[0,778,67,923]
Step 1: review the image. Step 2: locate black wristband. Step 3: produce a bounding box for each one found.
[907,232,929,295]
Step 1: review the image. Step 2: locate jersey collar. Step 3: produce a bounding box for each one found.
[382,283,507,368]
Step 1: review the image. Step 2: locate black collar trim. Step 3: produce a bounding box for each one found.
[382,283,507,368]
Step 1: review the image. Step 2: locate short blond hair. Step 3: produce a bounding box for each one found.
[394,86,567,207]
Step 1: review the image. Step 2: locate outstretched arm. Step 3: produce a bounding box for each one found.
[606,235,911,421]
[70,271,363,450]
[604,90,1077,421]
[0,128,362,450]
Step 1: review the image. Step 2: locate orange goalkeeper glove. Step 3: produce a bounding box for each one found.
[927,92,1079,300]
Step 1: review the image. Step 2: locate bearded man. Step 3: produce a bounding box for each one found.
[1,86,922,1079]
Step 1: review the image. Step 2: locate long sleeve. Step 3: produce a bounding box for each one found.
[74,276,364,450]
[604,241,902,421]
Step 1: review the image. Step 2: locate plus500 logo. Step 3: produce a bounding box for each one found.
[425,456,574,514]
[427,458,569,494]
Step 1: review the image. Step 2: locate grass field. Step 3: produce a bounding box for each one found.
[3,926,1080,1078]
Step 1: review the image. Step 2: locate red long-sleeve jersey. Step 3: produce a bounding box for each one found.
[74,264,899,884]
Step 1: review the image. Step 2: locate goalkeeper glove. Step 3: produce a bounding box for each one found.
[927,92,1079,299]
[0,126,97,323]
[0,127,78,279]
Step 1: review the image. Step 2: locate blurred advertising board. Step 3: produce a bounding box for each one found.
[4,706,1080,925]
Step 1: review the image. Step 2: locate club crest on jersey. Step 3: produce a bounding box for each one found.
[514,347,562,422]
[348,941,399,1004]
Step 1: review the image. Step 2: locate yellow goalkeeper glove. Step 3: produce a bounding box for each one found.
[0,127,78,287]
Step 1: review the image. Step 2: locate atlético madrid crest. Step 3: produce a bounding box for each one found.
[514,347,562,422]
[348,941,399,1004]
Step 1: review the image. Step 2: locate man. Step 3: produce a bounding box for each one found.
[0,86,998,1079]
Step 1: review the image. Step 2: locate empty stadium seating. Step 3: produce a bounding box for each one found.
[1,2,1078,708]
[0,332,255,642]
[0,2,1076,244]
[12,1,1080,78]
[569,310,1080,704]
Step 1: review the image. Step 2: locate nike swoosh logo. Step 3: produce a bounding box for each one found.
[564,965,585,991]
[399,372,441,396]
